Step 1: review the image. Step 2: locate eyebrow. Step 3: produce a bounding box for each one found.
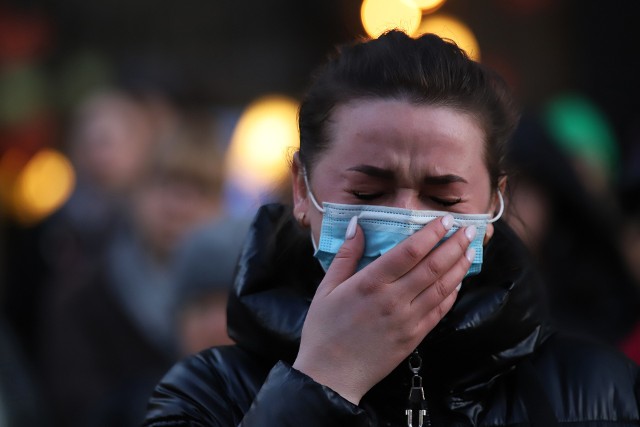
[346,165,395,180]
[346,164,468,184]
[424,174,468,185]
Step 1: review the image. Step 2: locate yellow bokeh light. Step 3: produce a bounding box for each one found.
[361,0,422,38]
[413,0,446,14]
[12,148,75,224]
[226,95,299,191]
[417,14,481,61]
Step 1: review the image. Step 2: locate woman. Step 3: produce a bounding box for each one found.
[144,31,639,426]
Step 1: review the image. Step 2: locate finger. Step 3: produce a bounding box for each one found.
[400,225,476,299]
[317,216,364,295]
[415,283,460,336]
[365,214,455,285]
[410,243,474,313]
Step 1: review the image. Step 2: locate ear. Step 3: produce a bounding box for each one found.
[291,152,310,227]
[483,176,508,245]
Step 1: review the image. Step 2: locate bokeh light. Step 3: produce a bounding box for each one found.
[361,0,422,38]
[544,94,619,177]
[225,95,299,193]
[416,14,480,61]
[11,148,75,224]
[413,0,447,14]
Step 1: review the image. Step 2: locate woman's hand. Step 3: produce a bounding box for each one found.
[292,214,476,405]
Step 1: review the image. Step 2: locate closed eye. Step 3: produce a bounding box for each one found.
[352,191,384,201]
[430,196,462,207]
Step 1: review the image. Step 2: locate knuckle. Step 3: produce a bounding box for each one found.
[369,269,392,288]
[435,302,447,321]
[423,257,442,279]
[356,277,384,296]
[434,297,454,321]
[335,245,353,258]
[423,218,447,236]
[335,245,355,261]
[433,278,449,300]
[378,297,399,317]
[424,218,446,237]
[400,240,423,265]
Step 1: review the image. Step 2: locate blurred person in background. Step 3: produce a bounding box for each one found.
[6,88,174,365]
[504,113,640,347]
[40,88,176,293]
[37,115,225,427]
[171,215,252,357]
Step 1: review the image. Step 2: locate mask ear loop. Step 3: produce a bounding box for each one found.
[303,170,325,213]
[302,170,324,252]
[487,190,504,224]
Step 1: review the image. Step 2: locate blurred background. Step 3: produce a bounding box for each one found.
[1,0,639,426]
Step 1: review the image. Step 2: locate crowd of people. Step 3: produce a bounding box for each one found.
[0,87,253,426]
[0,29,639,427]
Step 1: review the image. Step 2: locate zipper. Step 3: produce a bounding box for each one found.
[405,349,433,427]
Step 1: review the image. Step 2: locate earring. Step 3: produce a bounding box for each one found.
[298,212,306,225]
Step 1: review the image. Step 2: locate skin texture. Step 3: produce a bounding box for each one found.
[290,100,504,404]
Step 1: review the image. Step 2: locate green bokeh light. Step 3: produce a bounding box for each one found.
[544,94,619,178]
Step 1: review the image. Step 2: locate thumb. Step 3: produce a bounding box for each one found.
[318,216,364,293]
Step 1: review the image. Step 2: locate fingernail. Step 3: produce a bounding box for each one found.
[465,225,477,242]
[465,247,476,263]
[345,216,358,240]
[456,282,462,292]
[442,214,454,230]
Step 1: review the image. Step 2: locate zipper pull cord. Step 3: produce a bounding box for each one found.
[405,349,431,427]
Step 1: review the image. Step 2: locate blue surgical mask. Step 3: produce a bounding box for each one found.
[304,174,504,277]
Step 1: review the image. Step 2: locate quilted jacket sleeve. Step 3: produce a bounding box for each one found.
[143,350,369,427]
[239,362,367,426]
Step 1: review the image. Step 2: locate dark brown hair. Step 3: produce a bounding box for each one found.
[298,30,519,189]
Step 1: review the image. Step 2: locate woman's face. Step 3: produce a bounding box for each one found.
[293,99,503,245]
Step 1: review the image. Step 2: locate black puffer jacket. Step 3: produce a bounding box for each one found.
[144,204,640,426]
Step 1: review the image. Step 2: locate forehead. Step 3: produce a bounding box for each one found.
[317,99,487,177]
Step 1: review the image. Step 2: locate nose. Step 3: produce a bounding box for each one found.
[395,189,423,210]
